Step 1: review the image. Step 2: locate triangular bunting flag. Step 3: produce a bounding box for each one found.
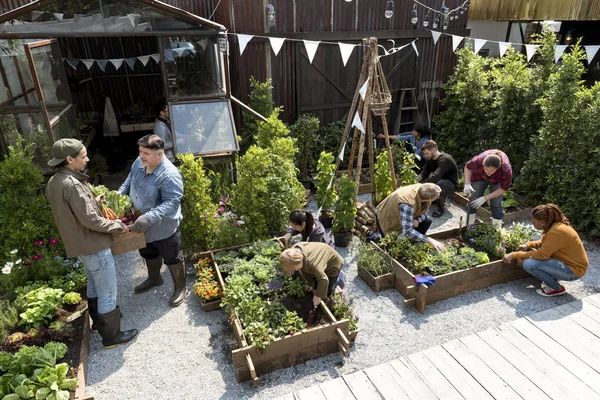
[525,45,537,62]
[555,45,568,63]
[452,35,464,52]
[339,141,347,161]
[474,39,487,54]
[326,175,334,191]
[411,41,419,57]
[585,45,600,64]
[431,31,442,46]
[151,53,161,64]
[237,34,253,55]
[316,207,322,219]
[53,13,63,21]
[338,42,356,66]
[498,42,510,58]
[351,111,364,133]
[303,40,320,64]
[125,57,137,70]
[127,13,140,28]
[198,38,209,51]
[110,59,124,70]
[268,37,286,56]
[65,59,79,70]
[82,59,95,70]
[31,11,44,21]
[359,78,369,101]
[96,60,109,72]
[138,55,151,66]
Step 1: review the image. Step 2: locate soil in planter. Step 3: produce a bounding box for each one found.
[279,293,327,328]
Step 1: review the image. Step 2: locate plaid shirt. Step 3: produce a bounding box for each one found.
[465,150,512,191]
[398,204,428,242]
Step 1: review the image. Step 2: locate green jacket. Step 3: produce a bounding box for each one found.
[46,168,124,258]
[293,242,343,299]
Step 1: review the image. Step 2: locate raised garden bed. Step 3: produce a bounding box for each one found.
[198,240,357,384]
[450,191,535,224]
[374,226,530,313]
[356,243,395,292]
[357,268,395,292]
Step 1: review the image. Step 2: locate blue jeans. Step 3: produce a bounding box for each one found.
[78,248,117,314]
[523,258,580,290]
[469,180,504,220]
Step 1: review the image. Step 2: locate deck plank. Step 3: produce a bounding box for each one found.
[342,370,383,400]
[495,323,600,398]
[404,351,464,400]
[574,298,600,324]
[296,384,327,400]
[389,359,439,400]
[554,303,600,337]
[458,333,550,399]
[509,318,600,395]
[442,338,520,400]
[319,377,357,400]
[363,363,411,400]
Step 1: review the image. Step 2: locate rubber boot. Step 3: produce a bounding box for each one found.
[466,213,477,226]
[88,298,99,333]
[167,262,188,307]
[134,257,164,293]
[491,218,503,229]
[96,307,139,349]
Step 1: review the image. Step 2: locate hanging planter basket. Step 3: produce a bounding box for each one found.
[370,59,392,116]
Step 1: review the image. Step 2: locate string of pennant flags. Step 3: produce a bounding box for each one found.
[63,53,162,71]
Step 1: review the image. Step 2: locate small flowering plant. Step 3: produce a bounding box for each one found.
[326,293,358,331]
[212,197,252,249]
[193,257,222,303]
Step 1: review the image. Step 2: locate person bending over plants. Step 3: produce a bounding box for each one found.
[366,183,446,252]
[279,242,343,309]
[282,210,333,248]
[503,204,588,297]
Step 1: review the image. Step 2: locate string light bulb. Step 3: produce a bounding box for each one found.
[423,10,430,28]
[411,4,418,25]
[433,14,440,29]
[385,0,395,19]
[441,2,449,30]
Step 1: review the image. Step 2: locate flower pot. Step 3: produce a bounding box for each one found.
[319,214,334,230]
[333,231,352,247]
[299,178,313,190]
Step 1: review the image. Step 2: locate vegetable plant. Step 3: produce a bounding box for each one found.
[62,292,81,305]
[374,152,393,204]
[291,114,320,179]
[356,243,390,277]
[18,288,64,329]
[332,175,357,235]
[464,222,538,257]
[326,293,358,331]
[315,152,337,212]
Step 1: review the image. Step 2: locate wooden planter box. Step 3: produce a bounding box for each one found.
[374,226,530,314]
[450,192,534,224]
[74,310,94,400]
[111,231,146,256]
[200,298,222,312]
[357,267,395,292]
[200,240,357,384]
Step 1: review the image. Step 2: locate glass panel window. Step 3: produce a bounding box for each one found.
[171,101,237,155]
[28,42,70,106]
[51,109,78,139]
[162,36,224,97]
[0,113,53,170]
[0,40,39,107]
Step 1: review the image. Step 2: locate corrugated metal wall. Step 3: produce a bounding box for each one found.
[470,0,600,21]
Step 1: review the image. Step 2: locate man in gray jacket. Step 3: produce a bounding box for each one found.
[152,99,176,162]
[46,139,138,349]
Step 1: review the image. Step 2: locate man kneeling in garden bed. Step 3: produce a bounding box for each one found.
[279,243,343,309]
[367,183,446,252]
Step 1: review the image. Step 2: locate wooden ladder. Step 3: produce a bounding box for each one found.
[394,88,419,135]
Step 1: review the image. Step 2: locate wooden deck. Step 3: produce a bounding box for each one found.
[277,294,600,400]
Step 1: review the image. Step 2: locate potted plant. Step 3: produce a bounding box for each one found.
[291,114,320,188]
[332,175,357,247]
[315,152,338,229]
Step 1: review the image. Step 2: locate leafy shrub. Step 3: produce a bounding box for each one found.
[356,243,390,277]
[315,120,350,165]
[62,292,81,305]
[315,152,338,211]
[333,175,357,234]
[241,77,275,154]
[0,300,19,345]
[177,153,218,253]
[464,222,538,257]
[374,152,393,203]
[290,114,320,179]
[391,142,419,186]
[327,293,358,331]
[19,287,64,329]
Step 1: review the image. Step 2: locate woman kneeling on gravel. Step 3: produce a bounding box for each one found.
[279,242,343,308]
[503,204,588,297]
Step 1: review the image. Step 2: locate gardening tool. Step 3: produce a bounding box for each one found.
[466,198,474,226]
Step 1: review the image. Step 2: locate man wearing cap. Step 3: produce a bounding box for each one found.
[46,139,138,349]
[119,134,186,307]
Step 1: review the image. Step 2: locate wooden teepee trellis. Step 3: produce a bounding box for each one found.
[334,37,397,199]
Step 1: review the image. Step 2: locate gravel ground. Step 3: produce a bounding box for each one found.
[86,196,600,400]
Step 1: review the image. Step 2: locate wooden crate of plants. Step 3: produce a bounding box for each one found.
[193,255,223,312]
[374,224,537,313]
[450,190,535,224]
[356,242,395,292]
[205,239,358,384]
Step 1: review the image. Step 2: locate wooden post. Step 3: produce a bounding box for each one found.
[367,115,376,204]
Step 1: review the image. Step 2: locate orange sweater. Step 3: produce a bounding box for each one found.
[512,222,588,277]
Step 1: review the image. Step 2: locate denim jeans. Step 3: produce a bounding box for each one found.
[78,248,117,314]
[522,258,580,290]
[469,180,504,220]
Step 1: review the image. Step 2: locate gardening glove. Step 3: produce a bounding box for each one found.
[463,183,474,196]
[130,214,152,233]
[312,295,321,308]
[414,275,436,287]
[470,196,487,209]
[427,238,447,252]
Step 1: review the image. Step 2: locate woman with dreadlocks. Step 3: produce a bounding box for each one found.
[503,204,588,297]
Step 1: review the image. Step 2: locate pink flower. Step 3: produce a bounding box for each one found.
[203,214,208,221]
[23,261,32,266]
[220,197,228,204]
[34,240,45,247]
[233,222,238,227]
[32,254,43,261]
[217,207,225,212]
[49,238,60,245]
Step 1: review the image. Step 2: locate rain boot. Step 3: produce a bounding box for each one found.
[88,297,99,333]
[134,257,164,293]
[167,261,188,307]
[466,213,477,226]
[96,307,139,349]
[491,218,503,229]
